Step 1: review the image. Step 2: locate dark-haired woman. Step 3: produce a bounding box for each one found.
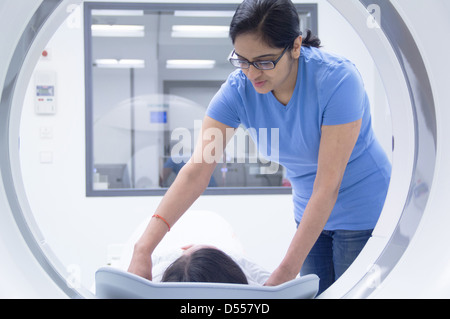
[129,0,391,295]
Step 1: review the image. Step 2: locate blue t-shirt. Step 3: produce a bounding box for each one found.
[206,46,391,230]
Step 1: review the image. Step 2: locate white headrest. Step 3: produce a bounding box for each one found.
[95,267,319,299]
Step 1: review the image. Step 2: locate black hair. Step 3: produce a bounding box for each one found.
[229,0,321,49]
[161,248,248,284]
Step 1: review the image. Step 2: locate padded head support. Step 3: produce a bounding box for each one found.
[95,267,319,299]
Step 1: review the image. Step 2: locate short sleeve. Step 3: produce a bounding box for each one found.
[206,73,242,128]
[320,62,366,126]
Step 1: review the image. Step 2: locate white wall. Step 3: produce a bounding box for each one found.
[19,1,391,290]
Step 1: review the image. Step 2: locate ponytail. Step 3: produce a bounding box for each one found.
[301,29,321,48]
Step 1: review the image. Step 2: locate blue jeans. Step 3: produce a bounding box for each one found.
[299,229,373,295]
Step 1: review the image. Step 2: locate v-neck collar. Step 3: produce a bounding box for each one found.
[268,56,301,111]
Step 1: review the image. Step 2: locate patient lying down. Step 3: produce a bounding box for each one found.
[121,211,271,286]
[151,243,270,285]
[161,244,248,284]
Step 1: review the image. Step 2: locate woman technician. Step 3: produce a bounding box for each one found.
[128,0,391,294]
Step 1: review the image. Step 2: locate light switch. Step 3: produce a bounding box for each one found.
[39,151,53,164]
[40,126,53,139]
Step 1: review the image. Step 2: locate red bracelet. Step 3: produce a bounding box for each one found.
[152,214,171,232]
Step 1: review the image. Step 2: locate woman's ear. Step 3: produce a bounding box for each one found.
[291,35,302,59]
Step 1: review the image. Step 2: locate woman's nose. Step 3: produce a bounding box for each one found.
[245,64,262,80]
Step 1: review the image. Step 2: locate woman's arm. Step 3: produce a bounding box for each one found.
[128,116,235,279]
[265,119,362,286]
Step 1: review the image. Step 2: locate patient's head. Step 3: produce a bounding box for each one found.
[161,245,248,284]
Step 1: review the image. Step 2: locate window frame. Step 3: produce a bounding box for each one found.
[84,1,318,197]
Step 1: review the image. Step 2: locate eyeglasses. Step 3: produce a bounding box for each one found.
[228,46,289,70]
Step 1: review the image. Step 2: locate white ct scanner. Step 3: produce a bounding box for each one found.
[1,0,450,299]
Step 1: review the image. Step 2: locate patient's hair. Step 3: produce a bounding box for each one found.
[161,248,248,284]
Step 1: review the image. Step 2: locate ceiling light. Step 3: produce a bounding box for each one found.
[171,25,229,38]
[92,10,144,16]
[94,59,145,69]
[166,59,216,69]
[174,10,235,18]
[91,24,145,37]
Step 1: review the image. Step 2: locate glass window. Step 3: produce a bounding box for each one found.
[84,3,318,196]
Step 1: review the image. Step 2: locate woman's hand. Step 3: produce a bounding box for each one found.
[127,245,153,280]
[264,265,297,286]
